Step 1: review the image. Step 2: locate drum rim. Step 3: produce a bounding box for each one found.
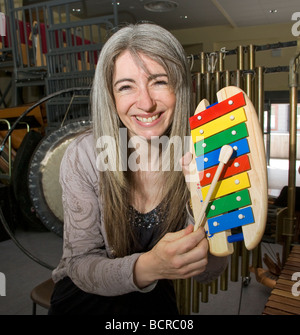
[28,120,92,237]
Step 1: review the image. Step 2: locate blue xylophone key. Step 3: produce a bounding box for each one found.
[195,138,250,171]
[227,233,244,243]
[206,102,218,109]
[207,206,254,235]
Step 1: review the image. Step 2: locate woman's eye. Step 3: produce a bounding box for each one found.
[118,85,131,92]
[154,80,168,86]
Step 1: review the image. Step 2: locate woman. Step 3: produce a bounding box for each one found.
[48,23,227,315]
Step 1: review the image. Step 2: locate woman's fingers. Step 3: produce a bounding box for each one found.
[163,224,194,243]
[166,226,206,256]
[176,237,208,275]
[170,230,208,271]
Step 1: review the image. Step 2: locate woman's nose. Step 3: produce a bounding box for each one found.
[136,88,156,112]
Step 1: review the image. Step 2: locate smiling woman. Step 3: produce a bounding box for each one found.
[48,23,228,316]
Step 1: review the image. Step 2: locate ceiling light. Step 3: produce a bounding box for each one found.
[144,1,178,13]
[269,9,278,13]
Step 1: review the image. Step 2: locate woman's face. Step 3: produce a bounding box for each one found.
[112,50,176,140]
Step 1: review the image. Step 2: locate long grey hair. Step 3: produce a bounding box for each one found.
[91,23,194,256]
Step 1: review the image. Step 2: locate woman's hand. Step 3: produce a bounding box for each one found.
[133,224,208,289]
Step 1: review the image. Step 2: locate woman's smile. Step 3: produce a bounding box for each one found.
[135,112,161,124]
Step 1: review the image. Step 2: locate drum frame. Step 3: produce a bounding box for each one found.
[28,120,92,237]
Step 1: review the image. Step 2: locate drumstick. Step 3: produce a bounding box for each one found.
[194,144,233,231]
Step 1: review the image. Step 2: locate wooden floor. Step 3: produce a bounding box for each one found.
[263,245,300,315]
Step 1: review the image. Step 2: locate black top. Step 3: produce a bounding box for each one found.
[129,202,165,252]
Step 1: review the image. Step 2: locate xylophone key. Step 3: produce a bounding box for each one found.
[201,171,250,201]
[207,206,255,235]
[199,155,251,187]
[189,91,246,130]
[227,233,244,243]
[206,189,251,218]
[194,123,249,157]
[196,138,250,170]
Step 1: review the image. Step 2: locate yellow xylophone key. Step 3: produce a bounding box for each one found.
[201,171,250,201]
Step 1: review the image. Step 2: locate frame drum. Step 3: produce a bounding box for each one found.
[28,120,92,237]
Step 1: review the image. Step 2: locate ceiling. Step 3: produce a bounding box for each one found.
[25,0,300,31]
[69,0,300,31]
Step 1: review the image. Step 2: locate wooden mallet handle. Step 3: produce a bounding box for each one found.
[194,145,233,231]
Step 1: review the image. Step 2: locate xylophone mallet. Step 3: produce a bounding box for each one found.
[194,144,233,231]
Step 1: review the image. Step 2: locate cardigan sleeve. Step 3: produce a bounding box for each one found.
[51,132,157,296]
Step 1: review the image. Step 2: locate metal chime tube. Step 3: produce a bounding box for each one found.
[245,44,255,101]
[200,51,205,73]
[192,279,200,313]
[204,71,211,102]
[282,52,300,264]
[174,279,180,310]
[231,242,239,282]
[194,72,202,105]
[236,46,244,89]
[215,71,221,97]
[245,73,252,100]
[251,244,262,269]
[177,279,185,314]
[235,69,242,88]
[241,244,250,278]
[210,278,218,295]
[224,70,231,87]
[242,44,256,276]
[201,283,209,303]
[248,44,255,70]
[237,45,244,70]
[193,52,206,106]
[208,52,217,101]
[217,50,224,93]
[175,278,192,315]
[183,278,191,314]
[220,266,228,291]
[256,66,265,131]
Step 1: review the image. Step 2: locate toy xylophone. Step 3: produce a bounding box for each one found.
[188,86,268,256]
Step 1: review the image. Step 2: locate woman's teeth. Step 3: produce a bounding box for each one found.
[136,114,159,123]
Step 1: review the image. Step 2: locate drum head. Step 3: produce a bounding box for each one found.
[28,120,92,237]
